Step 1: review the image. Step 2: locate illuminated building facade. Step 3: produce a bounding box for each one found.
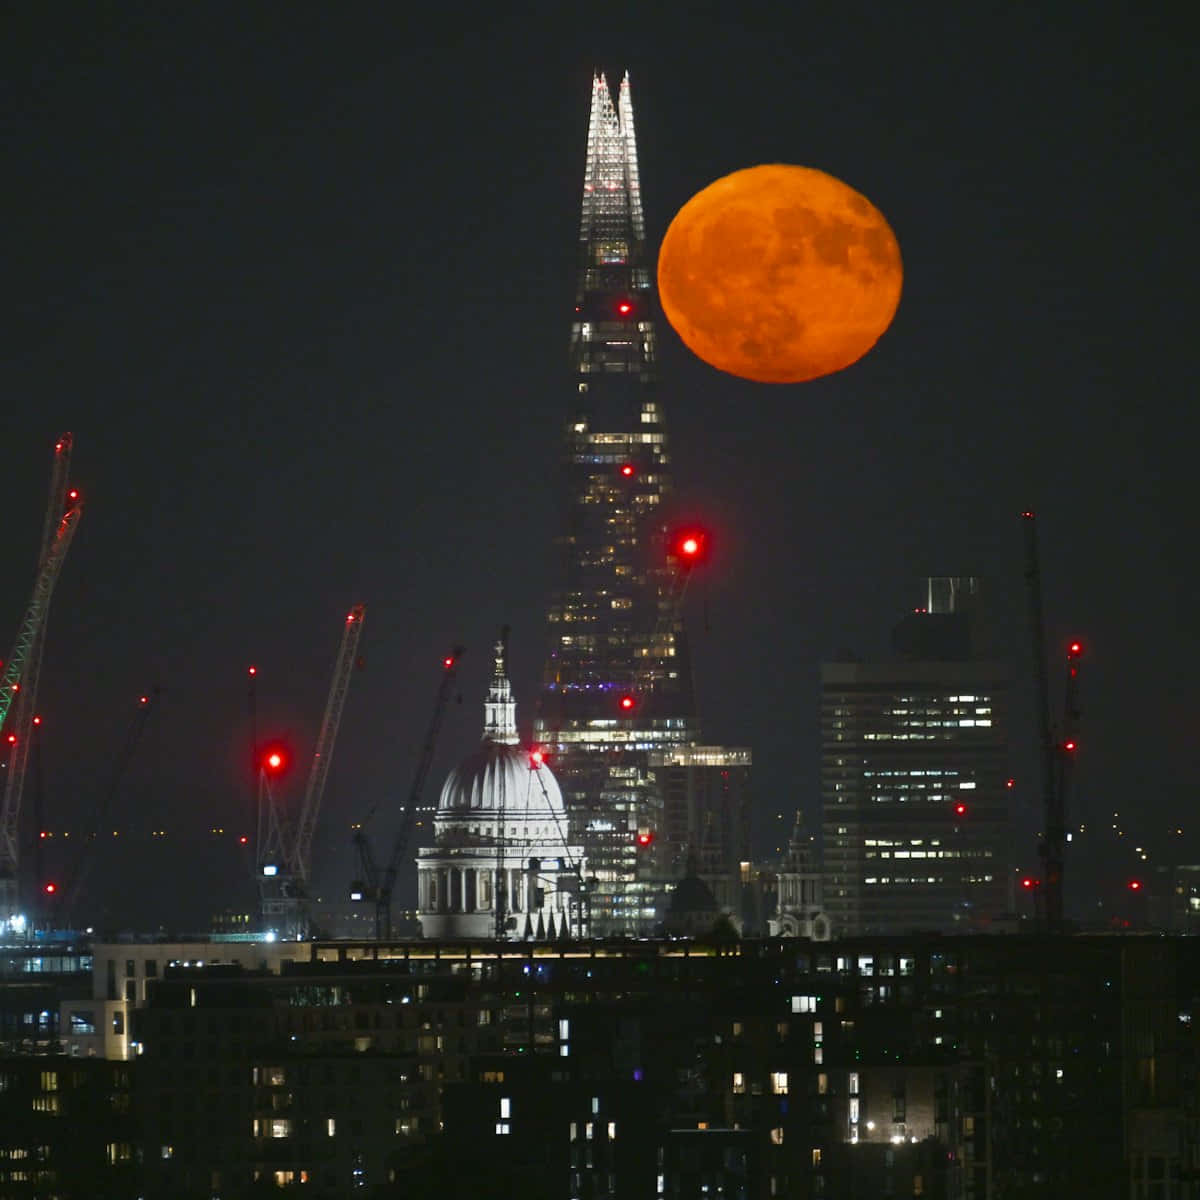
[651,746,752,912]
[821,578,1010,936]
[417,636,584,940]
[535,73,702,934]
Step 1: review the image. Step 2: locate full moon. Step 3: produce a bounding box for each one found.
[657,164,902,384]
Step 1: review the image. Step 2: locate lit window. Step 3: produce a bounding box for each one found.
[770,1127,784,1145]
[495,1122,510,1135]
[733,1072,746,1094]
[771,1072,789,1095]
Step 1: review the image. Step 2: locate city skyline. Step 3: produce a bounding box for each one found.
[3,8,1194,929]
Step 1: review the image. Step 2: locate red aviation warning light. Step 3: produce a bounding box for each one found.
[67,489,80,502]
[1021,877,1037,890]
[620,464,635,478]
[1006,778,1015,789]
[529,748,545,769]
[43,882,57,895]
[1063,739,1077,753]
[262,745,288,775]
[1128,879,1143,891]
[636,831,655,847]
[672,527,709,566]
[953,802,968,817]
[443,654,456,669]
[1068,641,1083,657]
[616,300,634,316]
[619,694,636,712]
[248,665,257,677]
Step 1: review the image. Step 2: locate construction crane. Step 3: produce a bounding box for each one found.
[2,435,73,917]
[49,689,159,928]
[0,455,82,923]
[1022,511,1083,931]
[257,604,366,940]
[350,646,463,940]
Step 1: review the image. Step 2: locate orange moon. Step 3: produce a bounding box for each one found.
[657,164,902,384]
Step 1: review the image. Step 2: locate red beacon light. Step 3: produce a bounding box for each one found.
[616,300,633,316]
[619,694,636,712]
[67,489,80,502]
[1063,739,1078,753]
[620,464,635,478]
[248,665,257,677]
[1068,640,1083,657]
[953,802,968,817]
[262,746,288,775]
[43,882,57,896]
[1021,877,1036,890]
[529,748,545,768]
[1128,879,1143,891]
[1006,778,1015,789]
[443,655,456,669]
[636,831,655,847]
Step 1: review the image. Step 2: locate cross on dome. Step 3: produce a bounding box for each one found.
[482,625,518,745]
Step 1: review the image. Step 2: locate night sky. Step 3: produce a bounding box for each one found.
[4,5,1194,929]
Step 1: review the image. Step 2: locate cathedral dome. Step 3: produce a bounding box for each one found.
[438,739,565,818]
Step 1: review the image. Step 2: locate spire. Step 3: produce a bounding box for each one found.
[577,71,649,305]
[483,625,518,745]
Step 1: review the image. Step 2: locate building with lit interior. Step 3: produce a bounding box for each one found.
[821,577,1011,936]
[534,72,749,935]
[417,635,584,940]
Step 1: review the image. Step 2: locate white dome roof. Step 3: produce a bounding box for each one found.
[437,740,566,819]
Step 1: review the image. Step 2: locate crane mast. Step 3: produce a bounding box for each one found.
[1,435,73,915]
[351,646,463,939]
[1,489,83,921]
[1022,512,1083,931]
[257,605,365,939]
[255,604,362,940]
[295,605,365,884]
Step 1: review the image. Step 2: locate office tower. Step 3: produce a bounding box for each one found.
[821,577,1010,935]
[534,74,701,934]
[651,746,752,912]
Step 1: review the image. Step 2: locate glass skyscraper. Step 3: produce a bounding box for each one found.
[534,74,702,934]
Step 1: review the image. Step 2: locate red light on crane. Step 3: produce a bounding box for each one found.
[620,464,635,477]
[262,745,288,775]
[239,835,248,845]
[619,694,636,712]
[1006,778,1015,789]
[248,666,257,677]
[43,882,57,895]
[617,300,633,315]
[529,748,545,768]
[32,716,41,726]
[636,831,655,847]
[1128,879,1143,891]
[1021,877,1036,890]
[443,655,455,669]
[6,734,15,745]
[1063,740,1077,753]
[953,802,968,817]
[1068,640,1083,657]
[139,695,149,705]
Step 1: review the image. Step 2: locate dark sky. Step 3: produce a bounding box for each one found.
[4,4,1195,929]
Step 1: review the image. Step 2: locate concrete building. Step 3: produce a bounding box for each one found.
[822,578,1011,936]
